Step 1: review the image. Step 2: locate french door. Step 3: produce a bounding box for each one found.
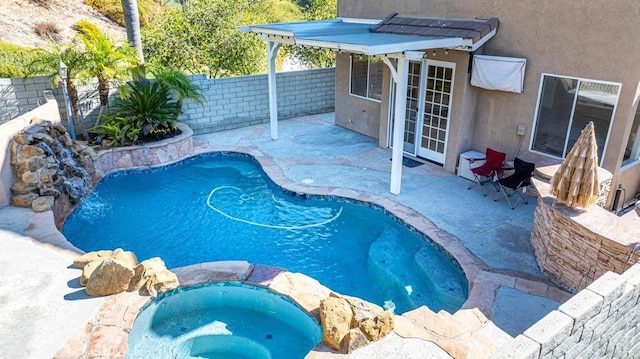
[389,60,455,165]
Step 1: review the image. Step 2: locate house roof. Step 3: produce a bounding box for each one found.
[240,14,499,55]
[372,13,499,44]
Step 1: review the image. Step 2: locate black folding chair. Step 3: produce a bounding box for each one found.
[494,158,535,209]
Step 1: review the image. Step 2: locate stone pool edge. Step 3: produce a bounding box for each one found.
[37,138,573,357]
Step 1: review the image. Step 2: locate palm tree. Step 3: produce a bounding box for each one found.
[75,20,140,125]
[120,0,145,63]
[151,65,204,120]
[27,42,90,139]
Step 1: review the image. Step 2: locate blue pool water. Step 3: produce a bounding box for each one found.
[127,282,322,358]
[63,153,467,313]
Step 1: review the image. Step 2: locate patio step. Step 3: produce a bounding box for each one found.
[413,247,467,313]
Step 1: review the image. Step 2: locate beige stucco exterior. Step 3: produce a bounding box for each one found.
[335,0,640,205]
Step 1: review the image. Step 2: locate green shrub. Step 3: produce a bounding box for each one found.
[84,0,162,27]
[0,42,47,78]
[90,79,178,147]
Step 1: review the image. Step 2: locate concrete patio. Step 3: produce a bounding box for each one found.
[0,113,572,358]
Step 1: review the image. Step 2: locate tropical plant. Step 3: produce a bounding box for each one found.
[120,0,145,63]
[25,41,90,139]
[90,115,141,146]
[90,79,179,147]
[75,20,140,125]
[150,64,204,119]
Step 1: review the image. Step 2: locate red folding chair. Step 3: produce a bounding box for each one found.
[467,148,506,192]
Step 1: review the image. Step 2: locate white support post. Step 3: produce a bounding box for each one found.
[389,57,409,195]
[267,41,282,140]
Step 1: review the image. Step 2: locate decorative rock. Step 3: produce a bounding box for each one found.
[319,296,353,351]
[73,250,118,269]
[111,248,138,268]
[39,187,60,197]
[80,260,102,287]
[330,292,383,326]
[359,311,394,341]
[85,258,135,296]
[31,196,54,212]
[27,156,46,172]
[20,145,45,158]
[10,180,37,195]
[344,328,370,353]
[12,192,38,208]
[128,257,179,297]
[21,171,38,184]
[14,134,33,145]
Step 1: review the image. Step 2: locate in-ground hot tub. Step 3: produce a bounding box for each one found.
[127,282,321,358]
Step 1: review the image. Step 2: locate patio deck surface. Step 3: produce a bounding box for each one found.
[0,113,573,358]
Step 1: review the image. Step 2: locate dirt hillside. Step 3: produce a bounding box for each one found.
[0,0,126,48]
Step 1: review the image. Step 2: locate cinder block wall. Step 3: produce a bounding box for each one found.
[0,68,336,135]
[493,264,640,358]
[181,68,336,134]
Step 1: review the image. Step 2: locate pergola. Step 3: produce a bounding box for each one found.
[240,14,498,194]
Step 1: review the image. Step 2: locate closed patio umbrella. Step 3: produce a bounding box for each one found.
[551,122,599,209]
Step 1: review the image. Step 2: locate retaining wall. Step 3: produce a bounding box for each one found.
[493,264,640,358]
[0,68,336,135]
[529,178,640,292]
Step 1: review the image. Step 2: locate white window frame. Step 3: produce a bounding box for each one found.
[529,73,621,165]
[622,103,640,168]
[349,55,383,103]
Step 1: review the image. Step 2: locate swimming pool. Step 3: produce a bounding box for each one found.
[63,152,467,313]
[127,282,321,358]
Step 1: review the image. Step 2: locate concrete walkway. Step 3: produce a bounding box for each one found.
[0,113,571,358]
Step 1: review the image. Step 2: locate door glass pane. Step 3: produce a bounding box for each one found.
[421,64,454,157]
[567,81,619,160]
[532,76,577,157]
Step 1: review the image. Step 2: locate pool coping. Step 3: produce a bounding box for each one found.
[33,128,572,357]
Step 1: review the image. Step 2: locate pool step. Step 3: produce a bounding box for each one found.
[414,247,467,312]
[367,227,433,311]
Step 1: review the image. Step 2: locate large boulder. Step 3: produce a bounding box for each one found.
[344,328,370,353]
[319,296,353,351]
[128,257,179,297]
[73,249,137,269]
[80,260,102,287]
[359,311,394,341]
[85,258,135,296]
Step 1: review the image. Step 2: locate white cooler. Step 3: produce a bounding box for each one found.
[458,151,486,181]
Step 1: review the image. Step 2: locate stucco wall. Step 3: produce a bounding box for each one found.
[338,0,640,195]
[0,94,61,208]
[493,264,640,359]
[334,53,381,139]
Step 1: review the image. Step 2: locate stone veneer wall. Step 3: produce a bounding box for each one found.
[1,68,336,135]
[95,122,193,176]
[0,93,61,208]
[529,180,639,292]
[493,264,640,358]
